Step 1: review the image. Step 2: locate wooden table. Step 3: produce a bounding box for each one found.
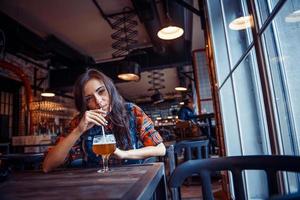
[0,163,167,200]
[0,153,44,170]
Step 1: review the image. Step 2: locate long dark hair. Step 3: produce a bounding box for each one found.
[73,69,131,149]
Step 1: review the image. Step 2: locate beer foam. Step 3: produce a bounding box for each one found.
[94,142,116,145]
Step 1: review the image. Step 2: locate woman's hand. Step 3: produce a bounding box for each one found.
[113,148,127,160]
[77,109,108,134]
[112,143,166,160]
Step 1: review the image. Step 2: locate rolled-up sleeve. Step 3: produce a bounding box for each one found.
[132,105,163,146]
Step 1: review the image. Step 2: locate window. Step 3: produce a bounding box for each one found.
[257,0,300,192]
[206,0,300,197]
[193,50,214,113]
[0,76,20,142]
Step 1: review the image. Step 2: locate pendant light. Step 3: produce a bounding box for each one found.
[175,86,187,91]
[41,88,55,97]
[157,0,184,40]
[175,67,187,91]
[41,91,55,97]
[117,60,141,81]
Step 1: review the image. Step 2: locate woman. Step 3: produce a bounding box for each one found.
[43,69,166,172]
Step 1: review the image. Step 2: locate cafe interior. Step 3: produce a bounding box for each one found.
[0,0,299,199]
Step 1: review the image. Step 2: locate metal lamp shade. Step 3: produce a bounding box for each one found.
[117,61,141,81]
[41,88,55,97]
[157,15,184,40]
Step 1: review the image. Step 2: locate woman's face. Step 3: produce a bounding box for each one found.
[83,78,111,112]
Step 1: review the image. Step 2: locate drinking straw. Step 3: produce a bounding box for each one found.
[101,125,107,142]
[100,107,106,141]
[101,125,105,137]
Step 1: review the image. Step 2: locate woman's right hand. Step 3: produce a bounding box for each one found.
[77,109,108,134]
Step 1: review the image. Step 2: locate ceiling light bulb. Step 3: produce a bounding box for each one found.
[118,73,140,81]
[118,61,141,81]
[41,92,55,97]
[175,86,187,91]
[157,25,184,40]
[229,16,252,30]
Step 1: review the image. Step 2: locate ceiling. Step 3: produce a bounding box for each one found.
[0,0,151,62]
[0,0,205,103]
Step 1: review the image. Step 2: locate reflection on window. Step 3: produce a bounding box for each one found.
[229,15,253,30]
[221,0,253,65]
[258,0,300,192]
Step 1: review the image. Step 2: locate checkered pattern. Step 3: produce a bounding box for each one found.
[62,102,163,166]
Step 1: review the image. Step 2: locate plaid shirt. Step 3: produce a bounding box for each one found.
[67,102,163,167]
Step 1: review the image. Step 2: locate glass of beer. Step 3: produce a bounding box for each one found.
[92,134,116,173]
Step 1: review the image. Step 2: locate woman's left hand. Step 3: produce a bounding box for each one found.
[113,148,127,159]
[112,143,166,160]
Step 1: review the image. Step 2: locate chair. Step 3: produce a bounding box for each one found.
[0,157,10,183]
[174,139,209,162]
[175,121,191,139]
[158,127,176,141]
[169,155,300,200]
[167,139,209,200]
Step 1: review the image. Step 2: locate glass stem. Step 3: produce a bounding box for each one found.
[102,154,110,172]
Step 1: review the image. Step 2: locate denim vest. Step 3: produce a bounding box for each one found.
[81,103,144,167]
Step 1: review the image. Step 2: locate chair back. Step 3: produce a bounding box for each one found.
[175,121,191,139]
[169,155,300,200]
[167,139,209,200]
[174,139,209,161]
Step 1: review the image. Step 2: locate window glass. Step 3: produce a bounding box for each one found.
[260,0,300,156]
[256,0,284,28]
[208,0,272,196]
[259,0,300,192]
[194,50,214,113]
[206,0,230,84]
[232,49,269,155]
[222,0,254,66]
[207,0,300,195]
[229,48,270,198]
[219,80,241,156]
